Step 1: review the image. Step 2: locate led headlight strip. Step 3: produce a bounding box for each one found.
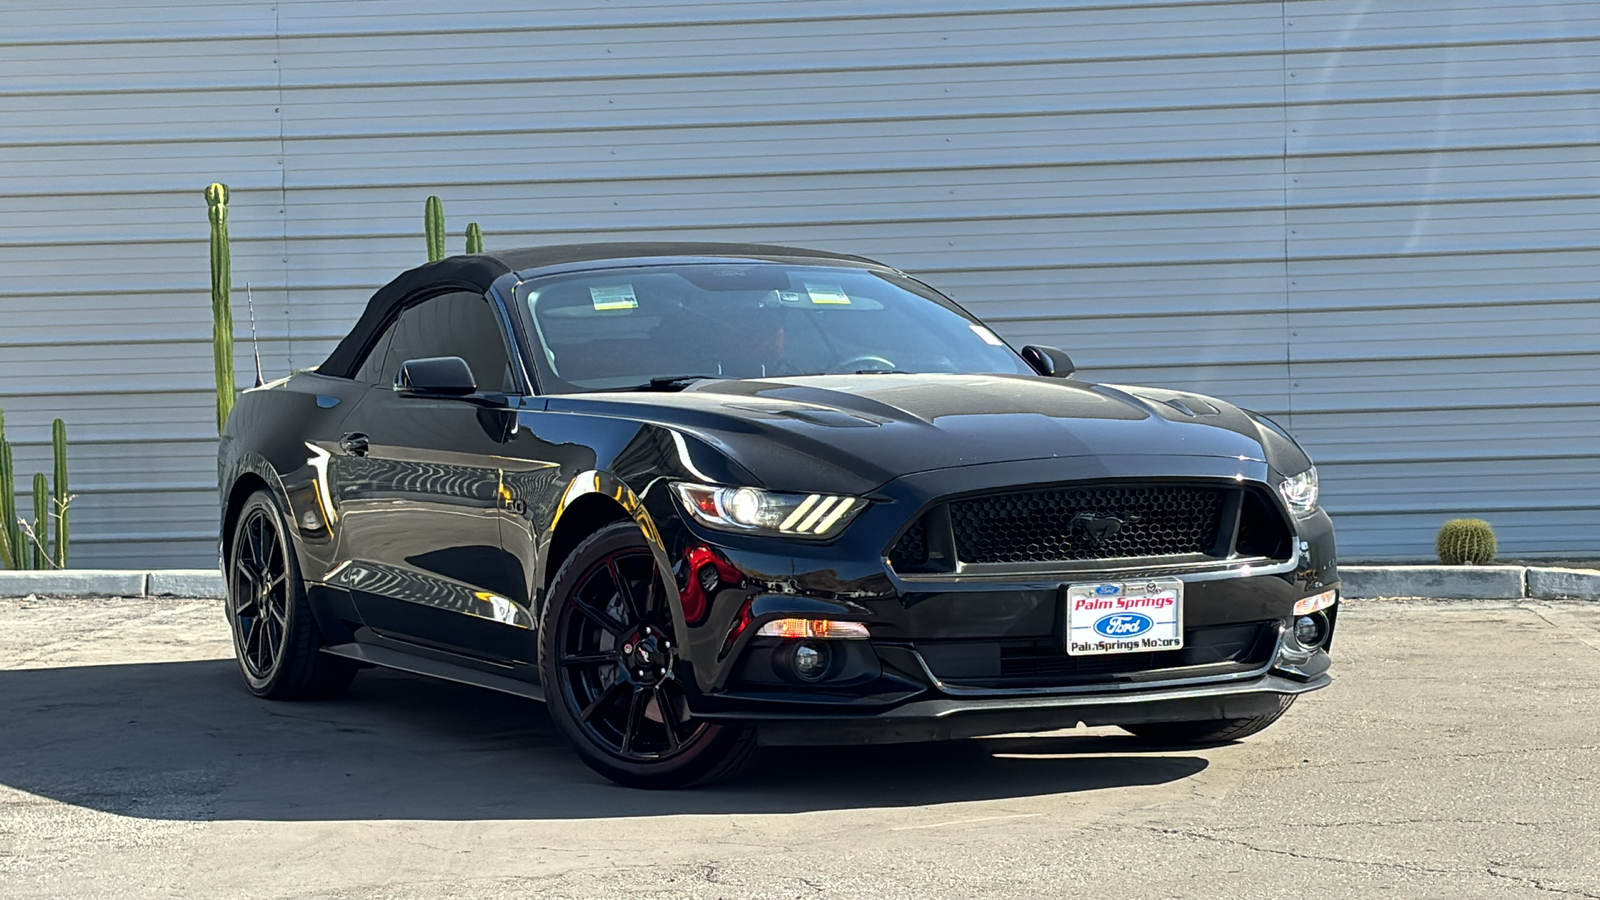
[776,493,858,534]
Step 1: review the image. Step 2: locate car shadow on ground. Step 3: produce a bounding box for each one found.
[2,659,1208,821]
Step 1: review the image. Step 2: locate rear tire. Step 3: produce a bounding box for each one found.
[540,521,754,789]
[1121,695,1295,746]
[226,489,356,700]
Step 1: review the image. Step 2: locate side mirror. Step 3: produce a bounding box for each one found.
[396,356,477,397]
[1020,345,1075,378]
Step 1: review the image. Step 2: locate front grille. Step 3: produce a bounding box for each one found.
[1235,488,1292,559]
[949,484,1225,564]
[917,621,1277,689]
[893,517,927,568]
[888,481,1291,572]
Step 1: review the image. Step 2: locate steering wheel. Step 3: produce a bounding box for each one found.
[828,354,898,374]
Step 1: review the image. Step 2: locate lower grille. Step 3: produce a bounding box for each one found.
[917,621,1277,689]
[889,481,1291,572]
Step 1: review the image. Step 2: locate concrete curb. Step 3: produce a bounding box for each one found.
[1526,567,1600,602]
[1,567,1595,602]
[146,569,227,599]
[1339,565,1527,600]
[0,569,149,598]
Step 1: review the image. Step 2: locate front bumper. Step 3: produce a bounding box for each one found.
[642,456,1340,741]
[699,611,1335,744]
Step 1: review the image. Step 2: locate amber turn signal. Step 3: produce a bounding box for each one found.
[755,618,870,640]
[1293,589,1337,617]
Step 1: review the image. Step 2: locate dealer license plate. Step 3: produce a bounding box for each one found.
[1065,579,1184,656]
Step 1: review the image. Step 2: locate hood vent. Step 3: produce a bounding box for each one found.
[776,408,880,428]
[1164,398,1220,417]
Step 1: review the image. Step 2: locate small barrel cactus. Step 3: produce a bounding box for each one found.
[465,221,483,255]
[1436,518,1496,565]
[425,195,446,261]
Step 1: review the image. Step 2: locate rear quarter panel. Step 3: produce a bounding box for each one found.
[219,372,364,579]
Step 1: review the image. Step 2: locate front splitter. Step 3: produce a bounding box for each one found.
[740,671,1329,746]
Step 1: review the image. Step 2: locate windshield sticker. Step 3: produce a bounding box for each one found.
[969,323,1006,346]
[804,283,852,305]
[589,284,638,311]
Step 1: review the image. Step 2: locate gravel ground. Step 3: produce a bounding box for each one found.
[1,596,1597,899]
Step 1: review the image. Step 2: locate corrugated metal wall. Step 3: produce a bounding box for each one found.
[2,0,1596,567]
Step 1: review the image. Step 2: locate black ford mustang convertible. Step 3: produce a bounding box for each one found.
[218,242,1338,788]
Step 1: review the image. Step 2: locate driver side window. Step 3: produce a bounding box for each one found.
[372,291,516,392]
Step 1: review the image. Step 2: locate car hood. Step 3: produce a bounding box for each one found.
[544,373,1301,496]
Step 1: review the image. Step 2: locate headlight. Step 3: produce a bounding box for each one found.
[1278,466,1319,515]
[671,483,866,538]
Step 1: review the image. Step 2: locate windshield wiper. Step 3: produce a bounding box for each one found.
[629,374,725,392]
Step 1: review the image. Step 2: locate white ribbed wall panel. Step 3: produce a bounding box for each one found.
[1,0,1596,566]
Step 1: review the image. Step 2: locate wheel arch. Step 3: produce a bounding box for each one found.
[537,469,684,644]
[221,473,274,563]
[221,454,294,564]
[542,492,633,596]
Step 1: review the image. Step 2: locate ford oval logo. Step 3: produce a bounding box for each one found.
[1094,584,1119,596]
[1094,612,1154,638]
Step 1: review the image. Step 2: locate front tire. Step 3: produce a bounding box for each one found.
[226,489,356,700]
[1121,695,1296,746]
[540,521,754,789]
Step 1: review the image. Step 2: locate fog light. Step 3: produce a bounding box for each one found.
[1293,613,1329,648]
[756,618,869,639]
[792,642,828,680]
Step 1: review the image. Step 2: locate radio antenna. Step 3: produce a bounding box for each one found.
[245,282,264,387]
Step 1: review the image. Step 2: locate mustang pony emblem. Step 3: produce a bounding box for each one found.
[1068,512,1138,543]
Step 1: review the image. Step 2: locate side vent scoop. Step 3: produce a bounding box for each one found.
[1166,398,1220,417]
[777,408,880,428]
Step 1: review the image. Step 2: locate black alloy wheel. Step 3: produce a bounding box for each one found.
[232,504,290,680]
[541,521,754,788]
[557,546,705,758]
[226,490,356,700]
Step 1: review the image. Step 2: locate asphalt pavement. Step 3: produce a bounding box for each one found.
[1,596,1597,899]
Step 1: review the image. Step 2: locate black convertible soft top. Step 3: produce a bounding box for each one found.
[318,242,878,379]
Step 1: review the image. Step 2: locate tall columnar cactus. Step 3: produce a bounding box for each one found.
[425,195,446,261]
[0,410,17,569]
[206,183,236,433]
[1436,518,1497,565]
[31,473,48,569]
[465,222,484,255]
[52,418,68,568]
[0,413,70,570]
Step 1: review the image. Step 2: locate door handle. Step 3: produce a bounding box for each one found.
[340,432,370,457]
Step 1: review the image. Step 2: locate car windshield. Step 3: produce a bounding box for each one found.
[518,263,1032,391]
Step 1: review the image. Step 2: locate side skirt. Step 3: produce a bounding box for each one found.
[321,642,546,702]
